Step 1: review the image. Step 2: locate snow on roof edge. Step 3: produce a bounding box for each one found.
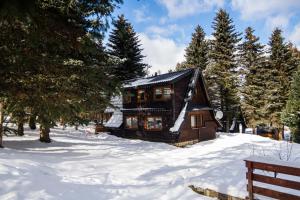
[169,102,188,133]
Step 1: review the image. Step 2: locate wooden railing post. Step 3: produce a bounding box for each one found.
[246,161,254,200]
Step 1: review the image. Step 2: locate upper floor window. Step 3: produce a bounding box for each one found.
[154,87,172,100]
[191,114,204,128]
[145,116,162,130]
[125,116,138,129]
[137,89,146,102]
[124,91,133,103]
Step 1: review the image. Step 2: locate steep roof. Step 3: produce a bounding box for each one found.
[123,68,193,88]
[169,68,221,133]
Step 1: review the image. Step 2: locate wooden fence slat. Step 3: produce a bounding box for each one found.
[246,172,300,190]
[246,162,254,200]
[252,185,300,200]
[251,162,300,176]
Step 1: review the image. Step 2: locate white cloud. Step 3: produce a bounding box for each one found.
[232,0,300,30]
[133,7,151,23]
[138,33,185,73]
[265,14,291,30]
[289,24,300,49]
[146,24,180,36]
[158,0,224,18]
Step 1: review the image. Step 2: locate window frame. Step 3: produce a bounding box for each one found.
[153,86,172,101]
[190,114,204,129]
[137,89,146,103]
[124,91,132,104]
[125,116,138,129]
[144,116,163,131]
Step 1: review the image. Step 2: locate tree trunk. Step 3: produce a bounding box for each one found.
[40,125,51,143]
[17,122,24,136]
[0,102,3,148]
[29,115,36,130]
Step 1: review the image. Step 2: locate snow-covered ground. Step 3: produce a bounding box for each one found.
[1,126,300,200]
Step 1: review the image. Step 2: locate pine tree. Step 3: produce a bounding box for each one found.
[0,0,123,145]
[281,67,300,143]
[108,15,147,80]
[265,28,293,128]
[207,9,241,132]
[183,25,208,71]
[239,27,266,128]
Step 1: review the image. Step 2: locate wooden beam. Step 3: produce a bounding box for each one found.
[247,172,300,190]
[252,185,300,200]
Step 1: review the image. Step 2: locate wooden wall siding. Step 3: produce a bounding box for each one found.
[192,78,207,104]
[120,112,177,143]
[178,110,216,142]
[123,84,174,110]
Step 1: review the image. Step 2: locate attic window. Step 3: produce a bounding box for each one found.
[145,116,162,130]
[125,116,138,129]
[191,114,204,128]
[137,89,146,102]
[154,87,172,100]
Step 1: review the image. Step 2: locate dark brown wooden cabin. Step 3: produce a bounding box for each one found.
[105,68,221,145]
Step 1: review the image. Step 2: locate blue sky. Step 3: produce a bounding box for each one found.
[106,0,300,74]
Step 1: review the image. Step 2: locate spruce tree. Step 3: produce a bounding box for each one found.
[183,25,208,71]
[265,28,292,128]
[207,9,241,132]
[0,0,122,145]
[239,27,266,128]
[281,67,300,143]
[108,15,147,80]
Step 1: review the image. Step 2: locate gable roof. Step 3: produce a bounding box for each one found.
[123,68,193,88]
[169,68,221,133]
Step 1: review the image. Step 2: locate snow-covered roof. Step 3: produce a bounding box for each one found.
[169,68,220,133]
[169,69,200,133]
[170,103,188,132]
[104,96,123,128]
[187,105,213,112]
[104,111,123,128]
[104,96,123,113]
[124,69,193,88]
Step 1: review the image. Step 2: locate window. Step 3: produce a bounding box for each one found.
[137,89,146,102]
[145,117,163,130]
[124,91,132,103]
[163,88,172,98]
[191,114,204,128]
[154,88,163,99]
[126,116,138,129]
[154,87,172,100]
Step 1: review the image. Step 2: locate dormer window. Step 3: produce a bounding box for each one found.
[154,87,172,100]
[137,89,146,102]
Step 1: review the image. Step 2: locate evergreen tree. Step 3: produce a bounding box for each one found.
[181,25,208,71]
[239,27,266,128]
[0,0,122,146]
[108,15,147,80]
[265,28,293,128]
[207,9,241,132]
[281,67,300,143]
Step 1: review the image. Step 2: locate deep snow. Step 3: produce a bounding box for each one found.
[1,125,300,200]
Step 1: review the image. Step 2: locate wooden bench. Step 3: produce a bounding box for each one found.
[245,157,300,200]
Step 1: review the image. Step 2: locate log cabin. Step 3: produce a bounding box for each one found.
[105,68,221,145]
